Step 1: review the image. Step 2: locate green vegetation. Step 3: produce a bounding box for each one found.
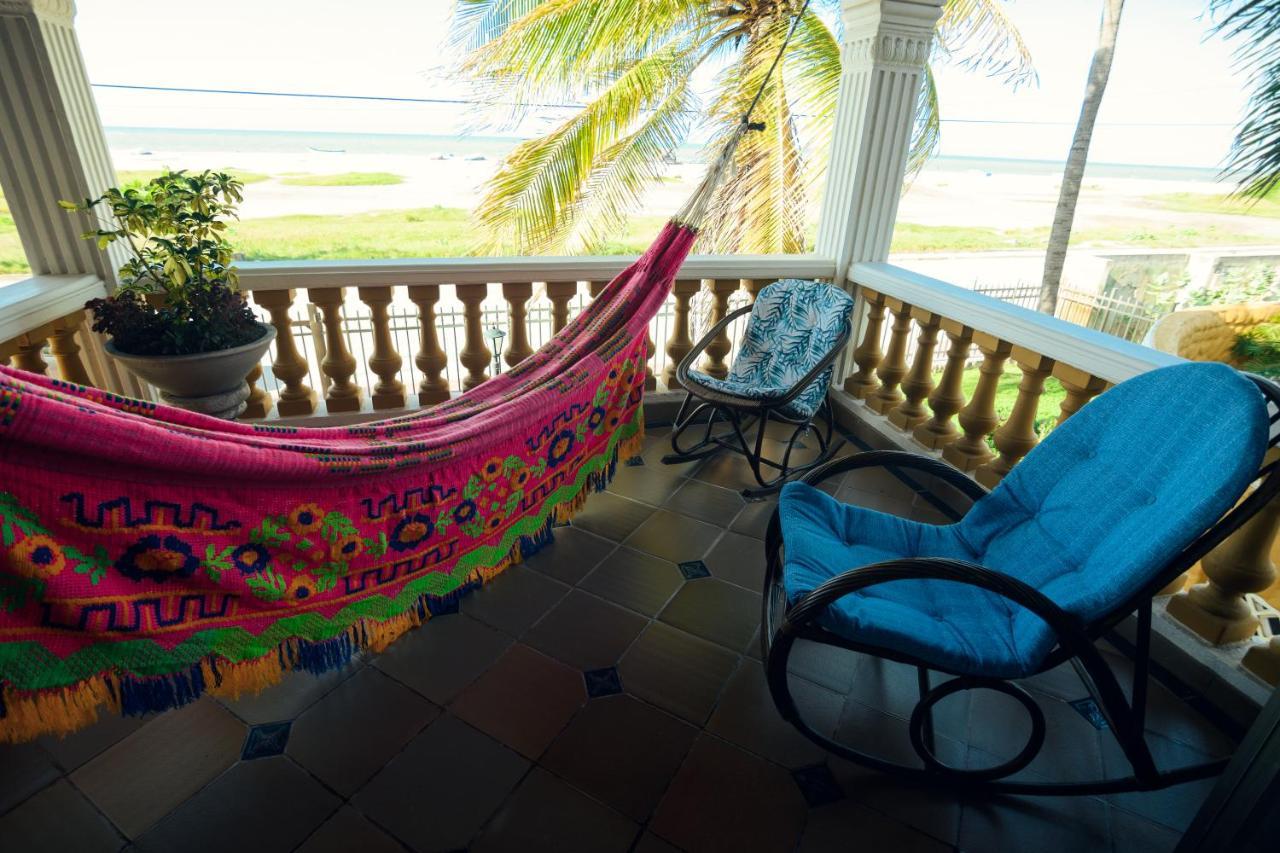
[1145,187,1280,219]
[1234,318,1280,378]
[279,172,404,187]
[117,168,270,186]
[0,189,27,274]
[889,221,1275,254]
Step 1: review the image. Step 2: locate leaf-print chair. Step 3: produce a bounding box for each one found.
[762,362,1280,795]
[663,279,854,497]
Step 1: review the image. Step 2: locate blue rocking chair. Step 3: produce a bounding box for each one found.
[763,362,1280,795]
[663,279,854,497]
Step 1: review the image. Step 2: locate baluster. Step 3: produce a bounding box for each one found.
[309,287,363,413]
[12,327,51,375]
[699,279,738,379]
[887,309,940,430]
[456,283,491,389]
[942,334,1011,472]
[252,290,316,417]
[644,325,658,391]
[408,285,450,404]
[742,278,773,303]
[358,286,406,409]
[547,281,577,333]
[588,281,606,299]
[867,299,913,414]
[844,290,886,399]
[664,279,701,388]
[47,312,92,386]
[1053,365,1107,425]
[1168,468,1280,645]
[1243,637,1280,685]
[914,320,973,449]
[501,282,534,368]
[975,348,1055,487]
[241,364,271,419]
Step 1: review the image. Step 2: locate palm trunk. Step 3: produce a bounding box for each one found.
[1038,0,1125,315]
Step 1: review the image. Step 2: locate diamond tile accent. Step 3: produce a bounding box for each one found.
[1069,697,1110,730]
[792,763,843,808]
[241,721,291,760]
[625,456,646,467]
[678,560,710,580]
[584,667,623,698]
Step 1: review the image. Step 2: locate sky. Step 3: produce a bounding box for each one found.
[75,0,1252,168]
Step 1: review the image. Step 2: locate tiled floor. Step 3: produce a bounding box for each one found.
[0,426,1235,852]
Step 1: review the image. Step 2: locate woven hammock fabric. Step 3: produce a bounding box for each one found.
[0,221,696,742]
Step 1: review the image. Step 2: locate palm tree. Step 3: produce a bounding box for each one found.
[1037,0,1124,315]
[452,0,1035,255]
[1211,0,1280,200]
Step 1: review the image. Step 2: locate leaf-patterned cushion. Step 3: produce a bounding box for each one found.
[687,280,853,420]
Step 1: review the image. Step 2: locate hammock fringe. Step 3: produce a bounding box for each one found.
[0,429,643,743]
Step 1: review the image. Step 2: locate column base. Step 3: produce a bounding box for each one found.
[1242,638,1280,685]
[1166,586,1260,645]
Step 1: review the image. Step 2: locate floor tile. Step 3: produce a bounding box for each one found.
[0,779,122,853]
[579,547,684,616]
[354,714,529,852]
[651,734,807,853]
[523,590,647,670]
[701,530,768,591]
[665,480,745,527]
[451,644,586,759]
[218,658,361,725]
[470,768,637,853]
[958,788,1111,853]
[541,694,698,821]
[1109,804,1182,853]
[625,510,723,564]
[0,741,60,815]
[967,686,1103,782]
[288,666,438,796]
[634,832,683,853]
[72,697,245,838]
[729,497,778,540]
[618,622,738,725]
[706,661,842,769]
[855,658,968,741]
[37,712,148,774]
[295,805,405,853]
[241,721,292,760]
[800,800,953,853]
[659,577,761,652]
[568,492,655,542]
[608,463,688,506]
[462,564,569,635]
[133,756,340,853]
[693,452,765,493]
[522,525,616,585]
[1101,731,1215,833]
[372,612,511,705]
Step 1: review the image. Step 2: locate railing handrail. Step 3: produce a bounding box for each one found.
[0,274,105,343]
[851,262,1182,383]
[237,253,837,290]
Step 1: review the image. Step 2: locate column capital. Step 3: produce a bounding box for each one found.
[0,1,76,23]
[841,0,942,64]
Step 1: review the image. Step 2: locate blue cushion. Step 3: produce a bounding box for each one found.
[779,362,1269,678]
[687,280,852,420]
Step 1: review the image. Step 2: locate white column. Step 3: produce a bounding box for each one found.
[815,0,942,281]
[0,0,144,395]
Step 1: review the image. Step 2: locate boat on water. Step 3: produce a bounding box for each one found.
[309,146,345,153]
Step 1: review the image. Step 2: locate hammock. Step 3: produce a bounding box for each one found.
[0,6,812,741]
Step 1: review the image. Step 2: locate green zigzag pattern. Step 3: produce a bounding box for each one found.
[0,412,642,692]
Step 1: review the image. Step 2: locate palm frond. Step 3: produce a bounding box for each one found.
[472,42,699,253]
[451,0,550,51]
[1210,0,1280,199]
[936,0,1037,88]
[907,64,941,177]
[782,9,840,201]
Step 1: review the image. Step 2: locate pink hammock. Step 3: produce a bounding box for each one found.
[0,217,699,741]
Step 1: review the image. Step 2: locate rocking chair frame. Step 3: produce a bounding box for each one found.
[762,373,1280,796]
[663,302,852,498]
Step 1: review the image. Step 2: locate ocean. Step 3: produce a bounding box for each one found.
[104,127,1222,182]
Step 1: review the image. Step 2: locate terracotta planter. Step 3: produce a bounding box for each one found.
[105,322,276,419]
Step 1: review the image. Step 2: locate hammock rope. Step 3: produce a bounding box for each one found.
[0,2,815,742]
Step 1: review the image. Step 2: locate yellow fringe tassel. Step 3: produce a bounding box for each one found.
[0,423,649,744]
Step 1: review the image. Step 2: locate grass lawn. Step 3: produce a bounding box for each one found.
[279,172,404,187]
[1145,188,1280,219]
[116,168,271,186]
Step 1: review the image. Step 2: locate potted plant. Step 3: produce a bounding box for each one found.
[63,170,274,419]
